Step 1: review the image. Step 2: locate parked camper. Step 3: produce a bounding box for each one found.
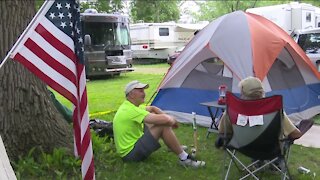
[246,2,320,34]
[291,28,320,71]
[81,9,134,77]
[130,22,208,60]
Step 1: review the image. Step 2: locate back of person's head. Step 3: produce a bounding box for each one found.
[238,76,265,100]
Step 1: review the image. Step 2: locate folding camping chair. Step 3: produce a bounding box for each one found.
[221,92,293,180]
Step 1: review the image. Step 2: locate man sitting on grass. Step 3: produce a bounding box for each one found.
[113,80,205,168]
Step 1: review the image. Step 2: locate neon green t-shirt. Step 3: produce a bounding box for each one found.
[113,100,150,157]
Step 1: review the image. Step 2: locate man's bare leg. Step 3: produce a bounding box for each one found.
[148,125,183,155]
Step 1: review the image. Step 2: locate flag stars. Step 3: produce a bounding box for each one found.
[65,3,71,9]
[46,1,84,54]
[58,12,65,19]
[56,3,62,10]
[60,22,67,28]
[78,37,83,43]
[49,12,55,19]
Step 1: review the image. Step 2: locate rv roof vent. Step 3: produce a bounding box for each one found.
[84,9,98,14]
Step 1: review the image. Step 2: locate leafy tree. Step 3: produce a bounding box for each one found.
[81,2,91,12]
[130,0,180,23]
[80,0,124,13]
[193,0,304,21]
[300,0,320,6]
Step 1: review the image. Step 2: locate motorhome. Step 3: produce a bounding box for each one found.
[246,2,320,35]
[81,9,134,77]
[130,22,208,60]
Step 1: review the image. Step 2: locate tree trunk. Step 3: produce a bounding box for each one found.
[0,0,73,161]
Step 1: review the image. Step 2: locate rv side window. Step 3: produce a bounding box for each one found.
[159,28,169,36]
[306,12,311,22]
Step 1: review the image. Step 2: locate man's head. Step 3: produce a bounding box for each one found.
[239,76,265,100]
[125,80,149,105]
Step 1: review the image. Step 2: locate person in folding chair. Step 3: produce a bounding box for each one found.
[216,76,302,180]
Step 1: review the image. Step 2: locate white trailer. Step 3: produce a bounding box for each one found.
[130,22,208,60]
[246,2,320,34]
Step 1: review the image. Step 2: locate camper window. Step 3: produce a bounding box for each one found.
[306,12,311,22]
[159,28,169,36]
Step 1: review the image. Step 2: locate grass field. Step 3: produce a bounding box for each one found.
[54,63,320,179]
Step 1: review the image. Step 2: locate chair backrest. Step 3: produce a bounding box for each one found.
[225,91,283,160]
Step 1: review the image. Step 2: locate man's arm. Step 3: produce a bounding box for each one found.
[144,113,178,128]
[146,106,164,114]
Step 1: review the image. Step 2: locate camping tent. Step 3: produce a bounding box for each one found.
[152,11,320,127]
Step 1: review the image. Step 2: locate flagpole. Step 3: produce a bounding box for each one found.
[0,0,51,69]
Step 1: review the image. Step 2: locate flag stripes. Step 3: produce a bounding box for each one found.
[13,46,78,104]
[35,23,77,63]
[9,1,95,179]
[14,53,78,105]
[31,27,77,73]
[24,39,77,84]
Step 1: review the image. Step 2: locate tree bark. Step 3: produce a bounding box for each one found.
[0,0,73,161]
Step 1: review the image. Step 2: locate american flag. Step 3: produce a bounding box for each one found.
[8,0,94,179]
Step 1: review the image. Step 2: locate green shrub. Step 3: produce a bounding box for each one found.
[13,147,81,179]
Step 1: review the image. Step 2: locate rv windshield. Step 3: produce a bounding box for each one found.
[83,22,130,50]
[297,33,320,54]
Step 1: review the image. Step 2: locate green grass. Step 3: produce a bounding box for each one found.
[314,114,320,125]
[55,73,164,117]
[51,64,320,179]
[134,63,169,68]
[133,62,170,68]
[92,123,320,180]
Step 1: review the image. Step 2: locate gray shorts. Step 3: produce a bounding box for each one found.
[122,126,161,162]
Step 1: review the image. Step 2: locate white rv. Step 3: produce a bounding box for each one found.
[246,2,320,34]
[130,22,208,60]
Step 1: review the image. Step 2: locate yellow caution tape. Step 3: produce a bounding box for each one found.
[89,110,115,118]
